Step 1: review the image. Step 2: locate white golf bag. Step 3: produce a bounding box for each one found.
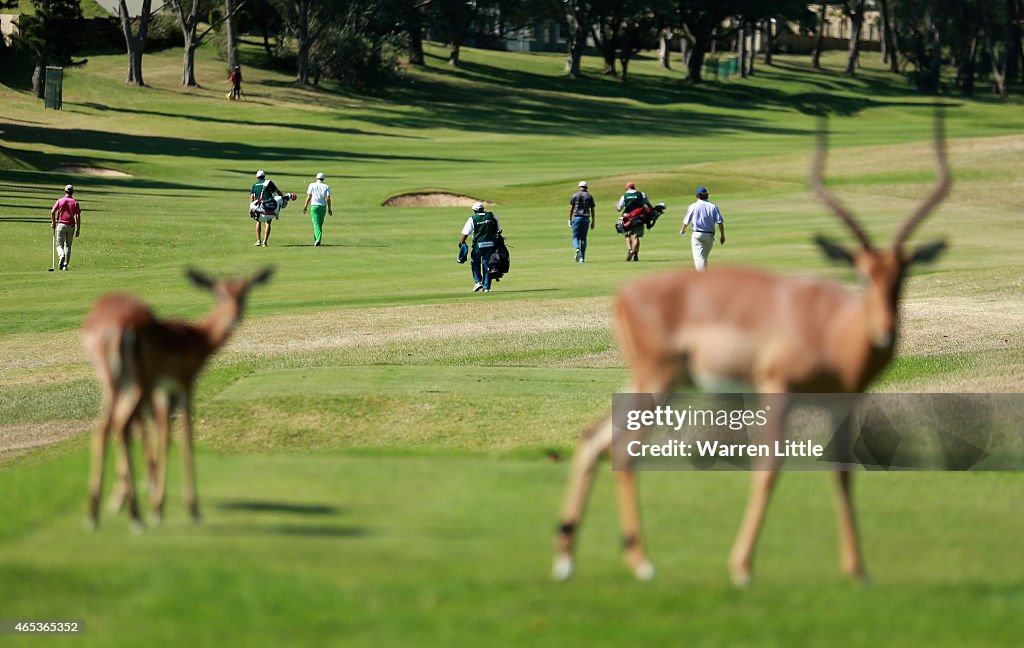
[250,192,297,223]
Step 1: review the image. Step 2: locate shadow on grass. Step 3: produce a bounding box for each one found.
[204,522,368,538]
[216,499,339,515]
[352,55,963,137]
[0,123,482,166]
[68,103,423,139]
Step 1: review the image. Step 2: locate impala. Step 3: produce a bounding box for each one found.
[83,267,273,530]
[553,117,950,586]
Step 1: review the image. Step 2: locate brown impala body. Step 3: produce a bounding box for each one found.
[82,268,273,530]
[553,118,950,585]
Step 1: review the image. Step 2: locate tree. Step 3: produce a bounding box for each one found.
[677,0,735,82]
[272,0,336,83]
[431,0,478,66]
[564,0,595,77]
[811,3,828,70]
[168,0,234,86]
[843,0,866,76]
[117,0,154,85]
[224,0,240,68]
[18,0,84,97]
[879,0,899,73]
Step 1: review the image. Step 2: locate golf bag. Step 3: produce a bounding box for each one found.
[487,233,510,282]
[616,202,666,234]
[250,192,297,222]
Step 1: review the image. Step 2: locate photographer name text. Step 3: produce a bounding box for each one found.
[626,439,823,458]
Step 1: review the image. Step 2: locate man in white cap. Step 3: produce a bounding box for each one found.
[50,184,81,271]
[568,181,595,263]
[680,186,725,271]
[250,169,282,246]
[302,172,333,246]
[458,202,500,293]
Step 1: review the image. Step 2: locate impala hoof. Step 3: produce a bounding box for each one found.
[83,516,98,533]
[129,519,145,535]
[730,566,752,589]
[633,561,655,582]
[552,555,574,582]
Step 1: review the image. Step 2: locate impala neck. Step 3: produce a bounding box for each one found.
[834,283,899,391]
[199,297,242,350]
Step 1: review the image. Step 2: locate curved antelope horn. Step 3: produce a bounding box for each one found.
[894,111,951,249]
[811,118,874,250]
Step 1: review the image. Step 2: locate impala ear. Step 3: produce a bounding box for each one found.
[905,240,947,265]
[251,266,275,286]
[185,268,215,290]
[814,235,855,265]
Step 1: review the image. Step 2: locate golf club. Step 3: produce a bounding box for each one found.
[48,231,55,272]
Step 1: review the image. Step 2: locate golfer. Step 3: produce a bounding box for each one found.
[250,170,282,247]
[459,202,500,293]
[680,187,725,271]
[50,184,81,271]
[568,181,595,263]
[302,172,333,246]
[616,182,651,262]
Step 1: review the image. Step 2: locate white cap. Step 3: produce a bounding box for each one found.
[578,181,588,188]
[472,202,485,212]
[64,184,74,193]
[316,172,325,180]
[256,170,265,178]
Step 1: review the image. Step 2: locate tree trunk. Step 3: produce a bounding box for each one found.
[448,40,461,66]
[171,0,199,86]
[687,32,710,82]
[601,47,616,75]
[1005,0,1021,85]
[747,22,756,76]
[32,52,46,98]
[844,0,865,76]
[295,0,310,83]
[764,19,773,65]
[118,0,152,86]
[407,20,424,65]
[812,4,826,70]
[680,35,690,67]
[980,1,1009,97]
[956,36,978,96]
[225,0,238,68]
[565,7,586,77]
[619,55,630,81]
[741,21,749,78]
[658,29,671,69]
[879,0,898,72]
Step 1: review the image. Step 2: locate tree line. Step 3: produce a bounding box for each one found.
[4,0,1023,97]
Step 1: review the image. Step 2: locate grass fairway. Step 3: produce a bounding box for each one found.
[1,43,1023,646]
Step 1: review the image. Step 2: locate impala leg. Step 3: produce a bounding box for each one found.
[148,392,171,525]
[180,393,201,523]
[729,393,788,587]
[86,401,114,530]
[616,468,654,581]
[553,414,613,581]
[109,387,145,533]
[827,409,866,582]
[834,469,866,581]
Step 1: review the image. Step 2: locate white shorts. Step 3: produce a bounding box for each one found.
[255,212,277,223]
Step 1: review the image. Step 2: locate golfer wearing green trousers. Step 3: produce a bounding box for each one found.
[302,172,333,246]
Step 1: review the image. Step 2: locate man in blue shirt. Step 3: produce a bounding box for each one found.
[568,181,596,263]
[680,187,725,271]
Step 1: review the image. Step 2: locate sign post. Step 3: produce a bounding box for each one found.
[44,66,63,110]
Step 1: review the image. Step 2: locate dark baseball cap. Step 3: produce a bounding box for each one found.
[696,187,708,195]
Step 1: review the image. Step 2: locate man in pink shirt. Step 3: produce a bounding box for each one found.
[50,184,81,271]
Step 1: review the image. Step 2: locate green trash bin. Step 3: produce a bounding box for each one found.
[44,66,63,110]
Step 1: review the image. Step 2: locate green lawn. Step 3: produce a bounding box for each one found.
[1,43,1023,646]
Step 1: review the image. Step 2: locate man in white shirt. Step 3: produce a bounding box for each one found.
[302,172,333,246]
[680,187,725,271]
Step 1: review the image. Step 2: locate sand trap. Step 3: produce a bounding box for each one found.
[50,166,131,177]
[383,192,488,207]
